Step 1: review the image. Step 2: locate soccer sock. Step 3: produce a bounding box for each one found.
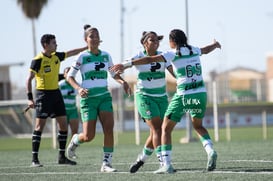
[72,134,83,145]
[139,146,153,162]
[58,131,68,158]
[32,130,42,161]
[103,147,114,165]
[161,144,172,166]
[200,134,214,155]
[155,145,163,166]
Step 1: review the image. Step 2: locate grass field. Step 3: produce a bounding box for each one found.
[0,126,272,181]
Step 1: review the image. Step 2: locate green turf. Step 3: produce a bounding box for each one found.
[0,127,272,181]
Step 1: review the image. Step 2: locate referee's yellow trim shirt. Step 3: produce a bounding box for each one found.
[30,52,66,90]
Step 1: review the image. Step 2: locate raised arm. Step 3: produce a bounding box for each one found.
[201,39,221,55]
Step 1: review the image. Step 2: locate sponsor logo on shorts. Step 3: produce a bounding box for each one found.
[181,97,202,114]
[146,110,151,116]
[182,108,202,114]
[182,97,201,106]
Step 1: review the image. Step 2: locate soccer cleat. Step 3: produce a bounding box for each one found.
[207,150,217,171]
[66,135,79,159]
[154,164,175,174]
[129,160,144,173]
[58,156,77,165]
[31,160,43,167]
[100,163,117,173]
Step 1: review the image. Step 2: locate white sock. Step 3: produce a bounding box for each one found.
[103,152,113,165]
[139,147,153,162]
[156,152,163,166]
[202,139,214,155]
[72,134,80,145]
[162,150,172,166]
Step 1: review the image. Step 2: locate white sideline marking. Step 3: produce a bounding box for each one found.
[1,170,273,176]
[1,159,273,176]
[223,160,273,163]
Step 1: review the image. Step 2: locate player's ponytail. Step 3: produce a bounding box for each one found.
[83,24,99,41]
[186,44,193,55]
[84,24,91,30]
[170,29,193,57]
[176,45,182,57]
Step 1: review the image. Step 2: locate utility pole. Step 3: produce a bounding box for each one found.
[118,0,125,132]
[180,0,194,143]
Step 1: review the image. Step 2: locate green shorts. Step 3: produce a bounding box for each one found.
[165,92,207,122]
[80,93,113,122]
[136,92,168,120]
[66,108,79,123]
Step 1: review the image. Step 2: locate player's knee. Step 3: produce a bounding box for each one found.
[83,134,95,142]
[103,129,113,136]
[153,128,161,136]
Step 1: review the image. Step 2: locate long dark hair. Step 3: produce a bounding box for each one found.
[169,29,193,57]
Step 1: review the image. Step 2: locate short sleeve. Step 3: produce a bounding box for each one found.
[55,52,66,61]
[161,51,176,62]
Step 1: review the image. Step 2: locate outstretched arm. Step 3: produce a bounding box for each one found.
[110,54,165,74]
[66,46,88,58]
[131,55,164,65]
[201,39,221,55]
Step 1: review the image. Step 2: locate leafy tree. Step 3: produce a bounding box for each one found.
[17,0,48,55]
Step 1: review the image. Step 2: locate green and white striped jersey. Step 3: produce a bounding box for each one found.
[131,51,172,97]
[58,79,77,110]
[162,46,206,95]
[68,50,115,97]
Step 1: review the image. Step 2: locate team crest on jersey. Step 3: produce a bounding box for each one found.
[86,57,91,62]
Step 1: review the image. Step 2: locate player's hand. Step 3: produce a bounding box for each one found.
[78,87,88,98]
[28,100,35,109]
[213,39,221,49]
[109,64,125,74]
[123,81,132,97]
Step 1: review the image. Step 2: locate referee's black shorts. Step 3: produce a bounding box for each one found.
[35,89,66,119]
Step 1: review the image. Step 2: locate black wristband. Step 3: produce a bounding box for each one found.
[27,92,33,100]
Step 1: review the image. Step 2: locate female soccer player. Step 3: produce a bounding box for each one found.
[66,24,131,172]
[120,31,175,173]
[58,67,80,142]
[110,29,221,173]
